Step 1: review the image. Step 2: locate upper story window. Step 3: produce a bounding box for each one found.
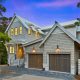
[35,31,40,38]
[11,28,14,35]
[28,28,32,35]
[15,28,18,35]
[10,46,14,53]
[19,27,22,34]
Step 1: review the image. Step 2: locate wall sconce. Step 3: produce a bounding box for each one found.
[32,46,36,53]
[55,45,61,53]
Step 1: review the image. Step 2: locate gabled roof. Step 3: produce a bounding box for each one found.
[5,14,44,34]
[23,38,43,46]
[41,19,79,31]
[39,22,80,47]
[5,14,16,32]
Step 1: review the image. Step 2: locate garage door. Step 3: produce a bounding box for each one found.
[28,54,43,69]
[49,54,70,72]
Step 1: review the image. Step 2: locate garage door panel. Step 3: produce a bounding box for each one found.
[28,54,43,69]
[49,54,70,72]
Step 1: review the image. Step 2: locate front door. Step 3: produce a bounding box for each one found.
[16,47,24,59]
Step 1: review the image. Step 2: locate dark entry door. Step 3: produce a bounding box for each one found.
[28,54,43,69]
[49,54,70,72]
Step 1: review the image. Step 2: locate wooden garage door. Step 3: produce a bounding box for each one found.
[49,54,70,72]
[28,54,43,69]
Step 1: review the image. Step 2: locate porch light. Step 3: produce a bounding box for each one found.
[32,46,36,53]
[55,45,61,53]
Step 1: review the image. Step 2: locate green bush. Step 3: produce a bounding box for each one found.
[0,42,7,64]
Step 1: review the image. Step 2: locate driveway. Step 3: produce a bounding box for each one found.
[2,74,63,80]
[0,66,75,80]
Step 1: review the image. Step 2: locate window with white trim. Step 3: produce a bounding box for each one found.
[10,28,14,35]
[35,31,40,38]
[28,28,32,35]
[19,26,22,34]
[10,46,14,53]
[15,28,18,35]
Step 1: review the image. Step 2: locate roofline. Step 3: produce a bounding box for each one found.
[5,14,44,34]
[39,22,80,47]
[23,38,43,46]
[41,20,79,31]
[5,14,16,33]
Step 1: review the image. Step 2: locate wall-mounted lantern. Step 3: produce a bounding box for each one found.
[32,46,36,53]
[55,45,61,53]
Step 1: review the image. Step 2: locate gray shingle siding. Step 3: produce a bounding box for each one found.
[25,27,76,74]
[25,42,44,53]
[6,16,80,75]
[77,32,80,41]
[8,18,41,43]
[43,27,76,74]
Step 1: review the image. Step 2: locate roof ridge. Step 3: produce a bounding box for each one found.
[23,38,43,46]
[39,22,80,47]
[41,19,79,30]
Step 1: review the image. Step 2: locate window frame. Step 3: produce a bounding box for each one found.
[10,46,14,53]
[35,31,40,38]
[15,27,18,35]
[10,28,14,35]
[19,26,22,34]
[28,28,32,35]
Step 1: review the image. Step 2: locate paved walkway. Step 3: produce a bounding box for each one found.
[2,74,64,80]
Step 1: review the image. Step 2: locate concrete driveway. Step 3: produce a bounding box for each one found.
[0,66,75,80]
[3,74,64,80]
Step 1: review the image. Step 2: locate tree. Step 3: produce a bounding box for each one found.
[0,4,6,16]
[0,32,11,43]
[0,2,12,64]
[0,4,12,33]
[77,2,80,8]
[75,18,80,26]
[0,16,12,32]
[0,32,11,64]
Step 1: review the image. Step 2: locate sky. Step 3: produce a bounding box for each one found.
[1,0,80,27]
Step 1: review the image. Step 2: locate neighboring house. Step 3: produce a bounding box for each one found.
[5,14,80,75]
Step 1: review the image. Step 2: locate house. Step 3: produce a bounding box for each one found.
[5,14,80,75]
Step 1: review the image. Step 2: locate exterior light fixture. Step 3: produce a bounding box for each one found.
[55,45,61,53]
[32,46,36,53]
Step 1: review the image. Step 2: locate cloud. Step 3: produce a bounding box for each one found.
[35,0,78,8]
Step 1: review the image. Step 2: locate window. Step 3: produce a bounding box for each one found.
[19,27,22,34]
[15,28,18,35]
[11,28,14,35]
[28,28,32,35]
[35,31,40,38]
[10,46,14,53]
